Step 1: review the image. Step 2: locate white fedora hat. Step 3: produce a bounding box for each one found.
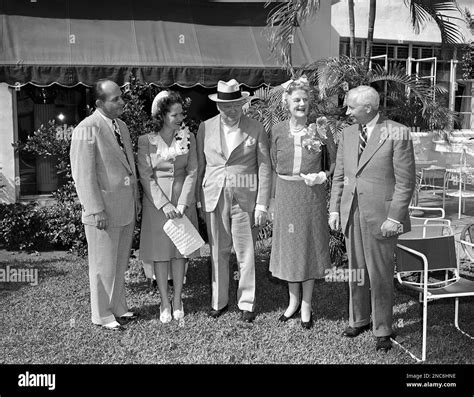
[208,79,250,102]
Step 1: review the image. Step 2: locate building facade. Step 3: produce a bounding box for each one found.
[1,0,473,203]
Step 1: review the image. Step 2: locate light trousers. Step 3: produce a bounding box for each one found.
[206,189,259,312]
[84,221,135,325]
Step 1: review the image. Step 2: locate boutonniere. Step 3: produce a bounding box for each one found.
[245,137,256,146]
[302,117,328,153]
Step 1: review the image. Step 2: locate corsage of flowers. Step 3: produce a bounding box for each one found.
[302,116,329,153]
[149,124,191,161]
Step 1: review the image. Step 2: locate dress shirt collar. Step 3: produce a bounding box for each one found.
[363,112,380,140]
[220,115,241,131]
[98,110,118,133]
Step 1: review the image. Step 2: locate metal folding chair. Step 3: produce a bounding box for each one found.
[408,206,450,237]
[394,223,474,362]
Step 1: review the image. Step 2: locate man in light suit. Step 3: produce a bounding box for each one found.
[70,79,141,331]
[196,79,271,322]
[329,86,415,351]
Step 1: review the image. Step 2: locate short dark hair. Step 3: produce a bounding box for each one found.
[152,91,186,131]
[93,79,113,102]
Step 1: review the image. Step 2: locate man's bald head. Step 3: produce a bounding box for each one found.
[94,79,124,119]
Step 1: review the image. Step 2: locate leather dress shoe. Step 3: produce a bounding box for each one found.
[99,321,125,332]
[301,312,313,330]
[208,305,228,319]
[278,304,301,323]
[117,312,138,325]
[342,323,371,337]
[241,310,256,323]
[119,312,139,320]
[376,336,393,352]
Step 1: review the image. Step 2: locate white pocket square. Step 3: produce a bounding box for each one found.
[245,137,256,146]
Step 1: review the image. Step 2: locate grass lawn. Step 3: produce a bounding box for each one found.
[1,246,473,365]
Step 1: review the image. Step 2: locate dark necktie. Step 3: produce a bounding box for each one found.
[112,119,131,169]
[112,119,125,152]
[359,124,368,157]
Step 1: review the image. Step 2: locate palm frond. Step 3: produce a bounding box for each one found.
[367,63,436,107]
[265,0,321,70]
[404,0,464,44]
[303,56,369,99]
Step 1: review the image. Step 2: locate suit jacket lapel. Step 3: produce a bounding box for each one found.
[119,121,136,176]
[347,125,359,173]
[357,118,387,173]
[213,115,227,161]
[95,111,132,172]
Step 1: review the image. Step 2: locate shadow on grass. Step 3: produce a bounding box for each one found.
[391,284,474,362]
[126,246,351,322]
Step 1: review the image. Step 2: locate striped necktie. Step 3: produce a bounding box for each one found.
[359,124,368,157]
[112,119,125,152]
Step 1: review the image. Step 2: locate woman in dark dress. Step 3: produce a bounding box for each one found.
[269,77,336,329]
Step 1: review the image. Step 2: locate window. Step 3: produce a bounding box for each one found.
[339,38,364,58]
[16,84,91,197]
[372,44,387,57]
[396,45,409,60]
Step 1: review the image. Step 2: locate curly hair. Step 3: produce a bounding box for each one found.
[282,80,310,111]
[151,91,186,131]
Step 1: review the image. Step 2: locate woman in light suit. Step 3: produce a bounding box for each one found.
[137,90,198,323]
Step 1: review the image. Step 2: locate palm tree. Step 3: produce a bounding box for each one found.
[265,0,320,75]
[265,0,464,70]
[405,0,465,45]
[348,0,356,57]
[364,0,377,65]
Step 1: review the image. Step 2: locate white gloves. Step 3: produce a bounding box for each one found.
[300,171,327,186]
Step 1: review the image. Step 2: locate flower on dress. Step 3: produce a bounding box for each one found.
[341,81,350,92]
[174,125,191,152]
[148,124,191,161]
[302,117,329,153]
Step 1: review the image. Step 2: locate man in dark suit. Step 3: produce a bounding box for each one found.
[329,85,416,351]
[70,79,141,331]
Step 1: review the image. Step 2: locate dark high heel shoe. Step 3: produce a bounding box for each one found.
[278,304,301,323]
[301,312,313,329]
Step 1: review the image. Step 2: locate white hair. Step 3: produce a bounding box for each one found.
[348,85,380,109]
[281,78,310,109]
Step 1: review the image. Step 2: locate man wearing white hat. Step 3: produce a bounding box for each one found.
[196,79,271,322]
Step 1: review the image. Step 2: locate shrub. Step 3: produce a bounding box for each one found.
[7,74,201,255]
[0,203,50,251]
[40,181,87,256]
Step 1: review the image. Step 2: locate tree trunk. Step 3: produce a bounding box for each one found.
[364,0,377,66]
[348,0,356,58]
